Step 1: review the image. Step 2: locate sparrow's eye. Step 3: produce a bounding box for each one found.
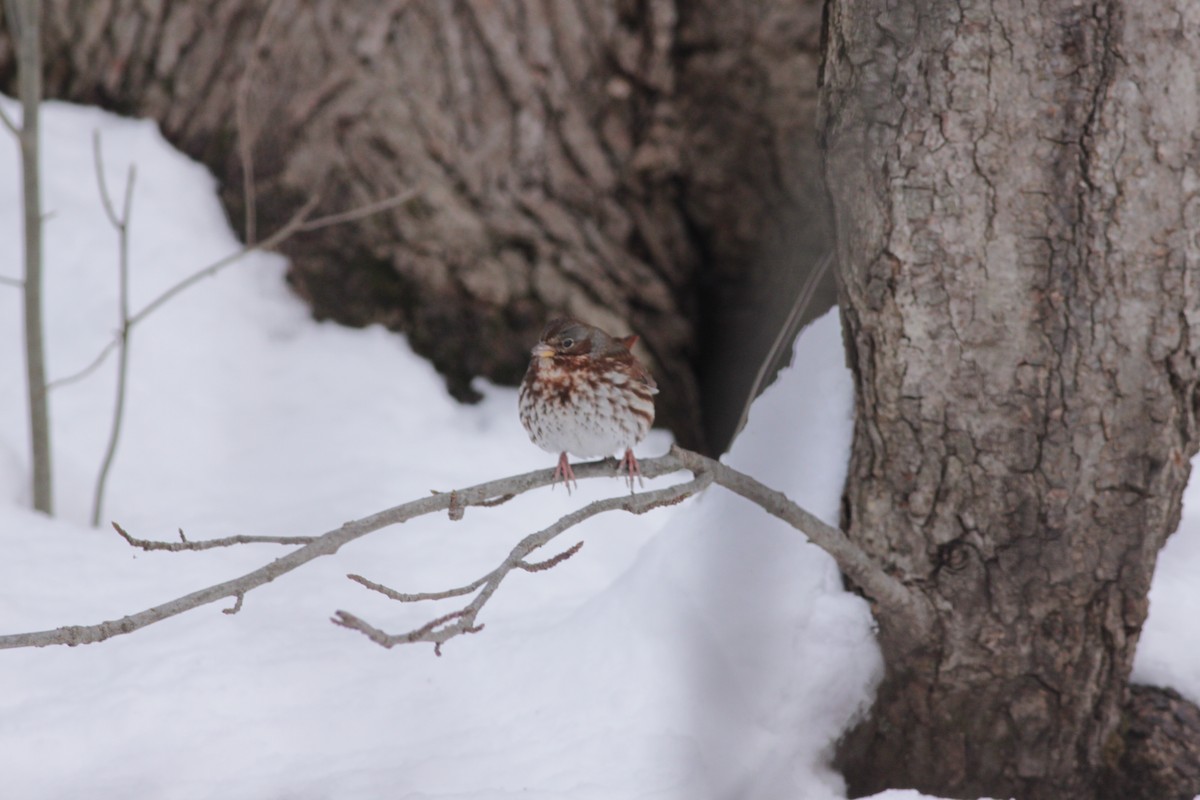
[560,337,574,349]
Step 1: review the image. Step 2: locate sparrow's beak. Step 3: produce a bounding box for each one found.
[531,343,555,359]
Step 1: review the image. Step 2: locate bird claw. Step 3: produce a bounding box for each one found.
[552,452,578,494]
[549,451,643,495]
[618,448,644,493]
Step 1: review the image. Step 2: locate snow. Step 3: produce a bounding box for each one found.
[0,98,1196,800]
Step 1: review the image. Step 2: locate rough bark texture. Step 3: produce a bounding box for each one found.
[822,0,1200,797]
[1102,685,1200,800]
[0,0,836,454]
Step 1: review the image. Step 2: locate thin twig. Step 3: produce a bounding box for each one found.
[112,522,316,552]
[92,130,127,228]
[347,572,489,603]
[235,0,284,246]
[297,185,424,232]
[90,131,137,527]
[333,609,481,656]
[0,274,22,287]
[129,193,322,327]
[46,182,425,391]
[44,338,120,390]
[44,193,321,391]
[138,184,424,322]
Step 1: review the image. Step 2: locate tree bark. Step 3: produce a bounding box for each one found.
[0,0,837,454]
[822,0,1200,797]
[1103,685,1200,800]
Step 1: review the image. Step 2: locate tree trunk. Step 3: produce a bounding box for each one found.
[0,0,836,454]
[822,0,1200,797]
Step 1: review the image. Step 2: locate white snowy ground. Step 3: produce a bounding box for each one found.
[0,99,1196,800]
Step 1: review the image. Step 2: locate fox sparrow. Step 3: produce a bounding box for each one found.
[519,317,658,491]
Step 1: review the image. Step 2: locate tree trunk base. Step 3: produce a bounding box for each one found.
[1101,685,1200,800]
[836,683,1200,800]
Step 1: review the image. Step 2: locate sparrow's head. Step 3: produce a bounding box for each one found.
[531,317,602,359]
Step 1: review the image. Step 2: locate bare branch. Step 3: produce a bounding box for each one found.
[45,338,120,390]
[90,130,138,527]
[669,447,932,633]
[129,184,425,327]
[347,572,489,603]
[0,447,928,651]
[0,274,22,287]
[129,192,322,328]
[297,185,424,232]
[332,609,481,655]
[44,193,321,390]
[0,453,689,650]
[334,473,712,653]
[113,522,316,552]
[91,130,127,228]
[47,182,425,391]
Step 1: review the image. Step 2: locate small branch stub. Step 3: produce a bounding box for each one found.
[112,521,315,551]
[448,490,464,521]
[223,592,245,615]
